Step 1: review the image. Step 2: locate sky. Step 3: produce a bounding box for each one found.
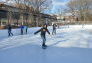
[0,0,70,14]
[50,0,70,14]
[0,0,5,2]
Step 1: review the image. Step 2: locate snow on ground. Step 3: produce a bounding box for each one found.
[0,25,92,63]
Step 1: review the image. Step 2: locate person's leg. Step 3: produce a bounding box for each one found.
[12,32,13,36]
[26,29,27,34]
[8,30,10,36]
[53,30,55,34]
[9,30,13,36]
[21,29,23,35]
[53,29,55,35]
[43,36,46,45]
[41,35,46,46]
[54,29,56,34]
[10,31,13,36]
[52,29,54,35]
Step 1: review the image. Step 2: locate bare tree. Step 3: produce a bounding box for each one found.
[6,0,52,26]
[67,0,92,21]
[28,0,52,26]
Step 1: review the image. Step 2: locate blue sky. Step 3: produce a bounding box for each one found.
[50,0,70,14]
[0,0,5,2]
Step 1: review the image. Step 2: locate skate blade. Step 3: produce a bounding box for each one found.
[42,46,47,49]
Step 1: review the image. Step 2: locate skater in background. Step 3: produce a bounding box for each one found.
[34,24,50,47]
[52,24,57,35]
[57,24,60,28]
[20,25,24,35]
[25,25,28,34]
[7,24,13,37]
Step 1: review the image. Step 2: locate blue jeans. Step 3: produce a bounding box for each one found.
[21,29,23,35]
[8,30,13,36]
[52,29,56,35]
[41,35,46,45]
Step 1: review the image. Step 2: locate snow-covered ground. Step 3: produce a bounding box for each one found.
[0,25,92,63]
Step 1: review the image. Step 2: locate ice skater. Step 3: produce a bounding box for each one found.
[52,24,57,35]
[34,24,50,48]
[25,25,28,34]
[20,25,24,35]
[7,24,13,37]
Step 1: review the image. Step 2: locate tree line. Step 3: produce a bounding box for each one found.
[67,0,92,21]
[0,0,53,28]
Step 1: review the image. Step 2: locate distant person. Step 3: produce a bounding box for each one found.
[52,24,57,35]
[25,25,28,34]
[20,25,24,35]
[7,24,13,37]
[34,24,50,48]
[57,24,60,28]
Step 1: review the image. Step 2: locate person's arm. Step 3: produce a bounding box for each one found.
[46,29,50,34]
[34,29,41,34]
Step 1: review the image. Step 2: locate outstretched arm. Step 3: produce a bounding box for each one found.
[34,29,41,34]
[46,29,50,34]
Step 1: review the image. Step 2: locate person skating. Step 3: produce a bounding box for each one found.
[20,25,24,35]
[34,24,50,48]
[25,26,28,34]
[7,24,13,37]
[52,24,57,35]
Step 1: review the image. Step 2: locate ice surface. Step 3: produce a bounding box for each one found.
[0,25,92,63]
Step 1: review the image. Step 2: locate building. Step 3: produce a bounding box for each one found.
[0,3,57,28]
[55,13,79,25]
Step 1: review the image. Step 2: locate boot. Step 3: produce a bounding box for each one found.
[42,43,47,47]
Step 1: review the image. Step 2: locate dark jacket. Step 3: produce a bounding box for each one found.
[20,25,24,29]
[34,27,50,36]
[7,25,12,31]
[53,24,57,30]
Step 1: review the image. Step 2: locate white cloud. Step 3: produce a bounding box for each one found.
[50,0,69,14]
[53,1,67,6]
[52,0,69,6]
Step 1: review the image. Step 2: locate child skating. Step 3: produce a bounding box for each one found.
[34,24,50,49]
